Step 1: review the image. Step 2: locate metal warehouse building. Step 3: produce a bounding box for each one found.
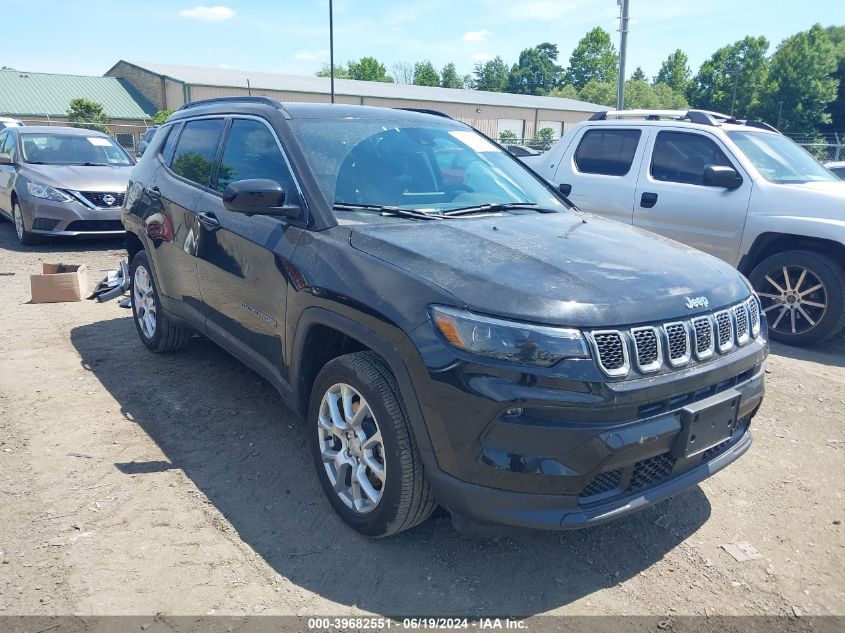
[106,60,604,140]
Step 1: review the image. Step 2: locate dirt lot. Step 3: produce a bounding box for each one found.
[0,220,843,618]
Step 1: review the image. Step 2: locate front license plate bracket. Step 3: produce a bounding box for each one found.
[674,389,740,459]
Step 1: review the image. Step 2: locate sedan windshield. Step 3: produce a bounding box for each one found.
[728,131,837,184]
[20,133,132,166]
[288,118,566,216]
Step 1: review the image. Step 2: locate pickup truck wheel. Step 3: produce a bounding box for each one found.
[750,250,845,346]
[130,250,191,353]
[309,351,435,537]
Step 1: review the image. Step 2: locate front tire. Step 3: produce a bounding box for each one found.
[129,250,192,353]
[749,250,845,345]
[308,351,435,537]
[13,201,41,246]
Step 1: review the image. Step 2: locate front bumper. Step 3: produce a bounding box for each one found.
[20,196,124,237]
[405,320,767,530]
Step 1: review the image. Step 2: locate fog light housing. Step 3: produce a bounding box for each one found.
[31,218,60,231]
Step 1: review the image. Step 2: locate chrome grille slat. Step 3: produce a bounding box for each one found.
[733,303,750,345]
[691,316,715,359]
[714,310,734,352]
[746,296,761,337]
[663,322,691,367]
[631,326,661,373]
[589,330,630,377]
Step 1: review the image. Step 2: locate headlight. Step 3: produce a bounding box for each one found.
[26,182,72,202]
[430,305,588,367]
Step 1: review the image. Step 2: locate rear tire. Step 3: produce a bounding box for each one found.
[308,351,436,537]
[749,250,845,346]
[129,250,191,353]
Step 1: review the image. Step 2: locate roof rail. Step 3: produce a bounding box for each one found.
[395,107,454,119]
[178,96,284,111]
[589,108,780,133]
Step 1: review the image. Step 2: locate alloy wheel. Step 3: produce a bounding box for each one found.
[13,204,24,241]
[317,383,386,514]
[757,265,827,336]
[133,265,157,340]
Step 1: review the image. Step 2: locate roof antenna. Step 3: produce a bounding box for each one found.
[329,0,335,104]
[246,78,252,96]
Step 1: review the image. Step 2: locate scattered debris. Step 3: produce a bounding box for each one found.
[88,260,130,302]
[721,542,763,562]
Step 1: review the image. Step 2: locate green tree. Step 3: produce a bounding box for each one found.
[759,24,838,132]
[440,63,465,89]
[316,63,350,79]
[413,60,440,86]
[347,57,393,82]
[822,26,845,133]
[151,110,173,125]
[472,56,510,92]
[624,79,659,109]
[630,66,647,82]
[535,126,556,147]
[549,85,580,99]
[686,36,769,116]
[578,80,616,107]
[653,82,689,109]
[507,43,563,95]
[66,98,109,134]
[655,49,691,93]
[498,129,517,143]
[566,27,618,90]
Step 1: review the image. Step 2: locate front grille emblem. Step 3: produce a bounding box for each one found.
[102,194,116,206]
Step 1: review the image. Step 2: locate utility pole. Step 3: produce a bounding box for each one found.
[616,0,630,111]
[329,0,335,104]
[730,67,739,115]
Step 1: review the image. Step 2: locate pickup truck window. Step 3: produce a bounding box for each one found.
[574,129,641,176]
[651,131,733,186]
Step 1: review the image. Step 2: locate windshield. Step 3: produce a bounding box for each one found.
[20,133,133,166]
[728,131,837,184]
[287,118,566,216]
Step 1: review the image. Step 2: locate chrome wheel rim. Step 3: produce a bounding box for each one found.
[13,204,23,241]
[757,265,827,336]
[318,383,385,514]
[133,265,157,340]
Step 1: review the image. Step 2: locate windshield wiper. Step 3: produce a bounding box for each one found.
[442,202,555,217]
[333,202,443,220]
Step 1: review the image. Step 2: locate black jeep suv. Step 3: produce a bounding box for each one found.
[123,97,767,537]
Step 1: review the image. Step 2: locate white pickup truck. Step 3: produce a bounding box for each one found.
[523,109,845,346]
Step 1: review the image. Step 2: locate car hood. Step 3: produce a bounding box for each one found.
[22,163,132,192]
[350,213,750,327]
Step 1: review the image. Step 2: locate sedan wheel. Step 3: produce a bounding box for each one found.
[133,265,157,340]
[13,203,24,241]
[317,382,386,514]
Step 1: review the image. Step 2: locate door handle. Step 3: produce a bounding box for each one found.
[640,192,658,208]
[558,183,572,196]
[196,210,220,231]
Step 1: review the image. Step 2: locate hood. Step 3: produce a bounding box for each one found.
[350,213,749,327]
[751,179,845,222]
[23,163,133,192]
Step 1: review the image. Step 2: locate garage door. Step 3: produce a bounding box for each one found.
[497,119,524,139]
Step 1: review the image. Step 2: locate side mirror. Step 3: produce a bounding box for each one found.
[0,153,13,165]
[222,179,301,219]
[703,165,743,190]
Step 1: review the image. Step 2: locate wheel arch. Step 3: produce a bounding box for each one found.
[290,308,436,458]
[739,232,845,276]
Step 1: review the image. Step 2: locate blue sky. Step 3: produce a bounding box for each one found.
[4,0,843,81]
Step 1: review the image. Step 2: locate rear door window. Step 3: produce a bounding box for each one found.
[651,131,733,186]
[574,129,641,176]
[168,118,226,187]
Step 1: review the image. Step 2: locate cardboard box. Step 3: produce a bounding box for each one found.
[30,263,88,303]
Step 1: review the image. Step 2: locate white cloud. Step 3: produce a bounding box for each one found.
[463,28,493,42]
[294,50,329,61]
[471,53,495,62]
[178,6,235,21]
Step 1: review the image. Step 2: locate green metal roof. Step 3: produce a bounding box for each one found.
[0,69,157,119]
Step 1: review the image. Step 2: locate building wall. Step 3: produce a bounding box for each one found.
[154,83,592,140]
[106,62,167,111]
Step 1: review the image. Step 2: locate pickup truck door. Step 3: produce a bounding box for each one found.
[552,126,649,224]
[193,117,303,388]
[633,128,752,265]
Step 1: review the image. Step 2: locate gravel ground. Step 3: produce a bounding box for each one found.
[0,220,843,618]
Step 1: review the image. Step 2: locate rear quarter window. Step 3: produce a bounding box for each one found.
[574,128,641,176]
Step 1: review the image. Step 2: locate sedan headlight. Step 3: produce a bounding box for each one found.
[430,305,588,367]
[26,182,72,202]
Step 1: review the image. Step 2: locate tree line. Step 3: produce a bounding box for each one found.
[317,23,844,135]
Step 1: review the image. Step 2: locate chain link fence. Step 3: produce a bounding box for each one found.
[789,133,844,163]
